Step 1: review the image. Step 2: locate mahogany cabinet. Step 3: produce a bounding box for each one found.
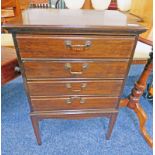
[3,9,146,145]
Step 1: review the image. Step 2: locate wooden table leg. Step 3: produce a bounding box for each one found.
[120,52,153,148]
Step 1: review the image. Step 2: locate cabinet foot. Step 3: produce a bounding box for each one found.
[30,116,42,145]
[106,113,118,140]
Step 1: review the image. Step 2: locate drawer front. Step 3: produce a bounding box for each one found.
[23,60,129,79]
[31,97,119,111]
[17,35,135,59]
[27,80,123,96]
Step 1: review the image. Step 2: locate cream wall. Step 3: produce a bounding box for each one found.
[1,34,14,46]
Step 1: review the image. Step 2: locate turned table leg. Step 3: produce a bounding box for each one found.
[120,52,153,148]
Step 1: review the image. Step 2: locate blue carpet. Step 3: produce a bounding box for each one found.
[2,65,153,155]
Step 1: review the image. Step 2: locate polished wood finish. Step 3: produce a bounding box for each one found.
[27,80,123,96]
[122,12,153,149]
[31,97,119,111]
[82,0,117,10]
[1,46,20,85]
[1,0,21,84]
[23,60,129,79]
[3,9,146,35]
[3,9,146,145]
[82,0,93,9]
[19,0,29,10]
[106,113,118,139]
[30,116,41,145]
[30,109,115,119]
[17,35,135,59]
[148,86,153,96]
[138,37,153,46]
[120,52,153,148]
[2,0,21,16]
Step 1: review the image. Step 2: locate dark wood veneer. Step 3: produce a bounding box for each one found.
[31,97,119,111]
[1,46,20,84]
[3,9,146,145]
[23,60,129,79]
[17,35,135,59]
[27,80,123,96]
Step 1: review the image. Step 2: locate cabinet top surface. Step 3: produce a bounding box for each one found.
[3,9,146,34]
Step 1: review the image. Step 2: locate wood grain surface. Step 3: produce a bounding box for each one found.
[2,9,146,145]
[31,96,119,111]
[27,80,123,96]
[23,60,129,79]
[17,35,135,59]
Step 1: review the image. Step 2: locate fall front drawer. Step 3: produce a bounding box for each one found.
[23,60,129,79]
[31,96,119,111]
[17,35,135,59]
[27,80,123,97]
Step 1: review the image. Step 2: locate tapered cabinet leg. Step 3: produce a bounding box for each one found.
[106,113,118,140]
[30,116,42,145]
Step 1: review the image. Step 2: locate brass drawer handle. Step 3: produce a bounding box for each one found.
[65,97,85,104]
[64,63,89,75]
[65,40,91,51]
[66,98,72,104]
[80,98,85,104]
[66,83,87,92]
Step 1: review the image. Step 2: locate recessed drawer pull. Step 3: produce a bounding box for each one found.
[65,97,85,104]
[66,83,87,92]
[64,63,89,75]
[65,40,91,51]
